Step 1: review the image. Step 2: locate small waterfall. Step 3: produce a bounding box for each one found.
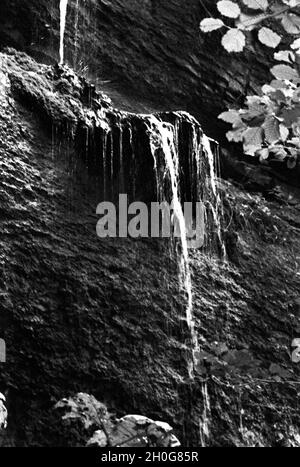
[145,116,223,445]
[202,134,216,197]
[73,0,80,68]
[102,130,108,198]
[119,124,124,192]
[146,116,199,378]
[110,132,114,197]
[59,0,69,65]
[202,134,226,259]
[199,382,211,447]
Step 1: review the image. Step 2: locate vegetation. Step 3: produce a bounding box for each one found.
[200,0,300,168]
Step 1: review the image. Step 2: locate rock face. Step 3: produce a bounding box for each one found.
[0,48,300,447]
[0,0,272,142]
[0,1,300,448]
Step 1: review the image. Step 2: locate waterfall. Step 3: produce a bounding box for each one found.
[73,0,80,68]
[110,132,114,197]
[202,134,216,197]
[102,130,108,198]
[59,0,69,65]
[144,115,222,445]
[199,382,211,447]
[202,134,226,259]
[146,116,199,378]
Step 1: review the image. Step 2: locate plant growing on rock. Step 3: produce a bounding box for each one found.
[55,393,181,447]
[200,0,300,169]
[0,393,7,430]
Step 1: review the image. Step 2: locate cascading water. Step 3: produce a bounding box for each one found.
[202,134,226,259]
[199,381,211,447]
[146,116,200,379]
[73,0,80,68]
[144,115,223,445]
[54,1,223,442]
[59,0,69,65]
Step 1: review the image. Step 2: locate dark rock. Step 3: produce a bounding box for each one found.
[0,42,300,448]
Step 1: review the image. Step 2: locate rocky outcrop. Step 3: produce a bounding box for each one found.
[55,393,181,447]
[0,0,272,143]
[1,0,297,188]
[0,48,300,447]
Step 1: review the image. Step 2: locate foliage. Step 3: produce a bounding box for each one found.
[0,393,7,430]
[200,0,300,168]
[55,393,181,447]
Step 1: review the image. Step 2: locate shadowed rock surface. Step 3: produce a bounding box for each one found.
[0,48,299,447]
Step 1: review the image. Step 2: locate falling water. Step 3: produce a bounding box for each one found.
[110,132,114,197]
[202,134,226,259]
[145,117,223,444]
[202,134,216,197]
[59,0,69,65]
[147,116,199,378]
[199,382,211,447]
[102,131,108,198]
[73,0,80,68]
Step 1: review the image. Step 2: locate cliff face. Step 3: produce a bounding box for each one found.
[0,49,299,447]
[0,0,271,142]
[0,0,300,449]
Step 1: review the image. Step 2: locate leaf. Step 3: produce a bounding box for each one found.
[217,1,241,18]
[281,13,300,35]
[270,64,299,80]
[0,394,7,431]
[279,123,289,141]
[87,430,108,448]
[242,0,268,9]
[287,157,297,169]
[226,128,245,142]
[291,38,300,50]
[222,29,246,52]
[292,338,300,347]
[274,50,294,63]
[282,106,300,126]
[242,126,263,155]
[262,84,275,94]
[270,79,289,89]
[288,0,300,7]
[237,12,266,30]
[263,116,281,144]
[258,27,281,48]
[269,146,287,160]
[291,338,300,362]
[271,89,286,103]
[200,18,225,32]
[256,147,269,161]
[218,110,241,124]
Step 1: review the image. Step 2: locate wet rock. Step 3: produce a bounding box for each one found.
[0,48,300,448]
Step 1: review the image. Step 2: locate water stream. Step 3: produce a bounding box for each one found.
[56,2,223,444]
[202,134,226,259]
[146,116,200,378]
[73,0,80,68]
[59,0,69,65]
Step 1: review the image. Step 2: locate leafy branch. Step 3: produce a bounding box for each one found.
[200,0,300,169]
